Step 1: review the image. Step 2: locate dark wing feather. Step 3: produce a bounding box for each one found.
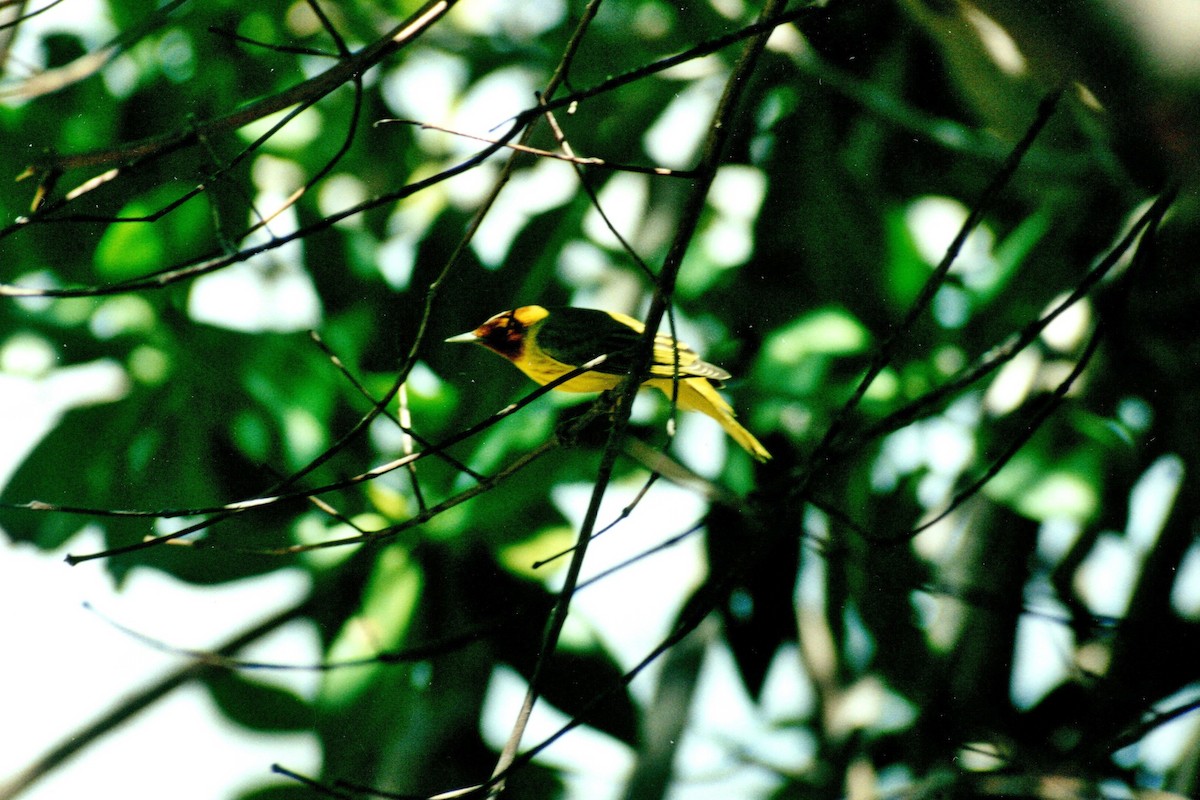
[535,307,642,374]
[535,307,729,381]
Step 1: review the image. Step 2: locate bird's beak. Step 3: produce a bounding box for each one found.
[445,331,479,344]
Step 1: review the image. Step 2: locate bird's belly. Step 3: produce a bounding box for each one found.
[550,373,627,392]
[515,353,624,393]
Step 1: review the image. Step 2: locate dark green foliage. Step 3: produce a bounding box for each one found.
[3,2,1200,800]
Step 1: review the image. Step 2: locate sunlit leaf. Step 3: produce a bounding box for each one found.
[319,544,421,708]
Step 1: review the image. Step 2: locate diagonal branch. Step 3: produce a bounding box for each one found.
[19,0,456,172]
[485,0,789,795]
[806,88,1065,473]
[0,597,313,800]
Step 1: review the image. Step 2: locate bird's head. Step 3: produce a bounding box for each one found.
[445,305,549,361]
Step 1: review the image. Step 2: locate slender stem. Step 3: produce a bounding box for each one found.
[0,600,311,800]
[486,1,787,795]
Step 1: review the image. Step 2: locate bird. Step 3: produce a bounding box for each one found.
[446,305,771,461]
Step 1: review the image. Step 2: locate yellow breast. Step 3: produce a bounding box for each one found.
[512,346,626,393]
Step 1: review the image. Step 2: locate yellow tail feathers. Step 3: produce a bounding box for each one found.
[649,378,771,462]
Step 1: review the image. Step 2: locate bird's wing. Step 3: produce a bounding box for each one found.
[650,332,730,381]
[535,307,729,381]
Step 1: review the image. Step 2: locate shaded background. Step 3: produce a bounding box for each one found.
[3,1,1200,799]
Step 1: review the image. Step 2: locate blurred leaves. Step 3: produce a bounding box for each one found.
[205,671,314,732]
[94,189,212,280]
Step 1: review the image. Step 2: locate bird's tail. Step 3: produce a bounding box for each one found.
[659,379,772,462]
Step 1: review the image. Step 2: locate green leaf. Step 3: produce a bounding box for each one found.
[204,672,313,732]
[92,183,212,281]
[884,206,930,310]
[497,606,639,748]
[985,446,1103,523]
[94,210,166,279]
[763,307,870,363]
[976,208,1054,304]
[319,544,421,708]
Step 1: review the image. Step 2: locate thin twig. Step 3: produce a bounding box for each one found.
[1,9,809,298]
[385,117,696,177]
[840,187,1177,456]
[531,473,663,570]
[83,599,531,672]
[880,322,1104,544]
[0,0,65,32]
[308,330,481,480]
[0,0,190,100]
[29,4,805,174]
[1106,696,1200,754]
[206,26,338,58]
[573,520,706,591]
[397,383,427,513]
[485,1,787,794]
[15,356,608,564]
[538,102,685,528]
[11,0,454,167]
[0,600,312,800]
[812,186,1177,546]
[807,88,1065,473]
[271,765,355,800]
[306,0,350,59]
[253,446,558,555]
[539,101,687,447]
